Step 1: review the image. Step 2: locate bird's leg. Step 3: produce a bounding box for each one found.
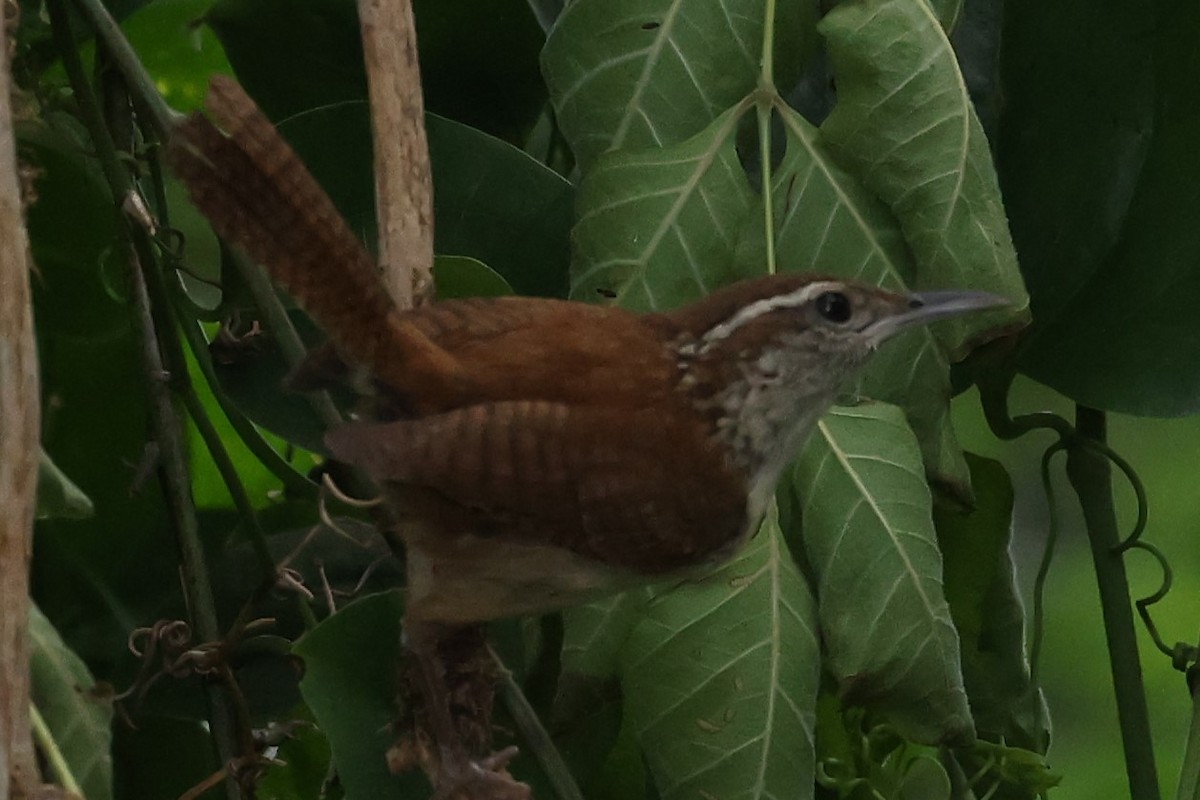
[403,619,531,800]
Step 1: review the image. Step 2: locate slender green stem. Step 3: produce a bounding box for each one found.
[1028,441,1065,687]
[30,703,84,797]
[1178,667,1200,800]
[759,0,776,89]
[48,7,242,796]
[756,0,777,274]
[174,310,318,499]
[65,0,178,136]
[224,247,345,428]
[753,2,777,276]
[489,647,584,800]
[1067,406,1160,800]
[142,149,317,499]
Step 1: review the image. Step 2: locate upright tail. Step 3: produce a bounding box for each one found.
[167,77,464,401]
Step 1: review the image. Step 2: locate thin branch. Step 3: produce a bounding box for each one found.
[46,3,246,795]
[1178,666,1200,800]
[1067,406,1161,800]
[0,14,41,796]
[489,647,584,800]
[65,0,179,136]
[356,0,435,308]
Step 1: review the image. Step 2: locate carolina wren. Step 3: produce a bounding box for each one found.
[168,76,1006,798]
[319,278,1003,624]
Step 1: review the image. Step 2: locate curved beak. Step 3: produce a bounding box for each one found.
[867,289,1011,343]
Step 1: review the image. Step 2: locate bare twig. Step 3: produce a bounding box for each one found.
[356,0,435,308]
[0,14,41,796]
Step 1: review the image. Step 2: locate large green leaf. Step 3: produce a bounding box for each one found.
[30,603,114,800]
[792,403,973,746]
[570,103,758,308]
[208,1,572,298]
[1009,0,1200,416]
[295,590,427,799]
[542,0,815,170]
[208,0,545,143]
[755,104,969,490]
[818,0,1029,356]
[620,505,820,800]
[995,0,1153,332]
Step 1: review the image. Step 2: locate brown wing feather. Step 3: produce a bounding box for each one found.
[344,298,686,415]
[325,401,747,573]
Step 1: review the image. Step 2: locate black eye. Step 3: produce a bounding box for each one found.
[816,291,852,323]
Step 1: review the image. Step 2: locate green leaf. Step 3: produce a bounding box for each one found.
[121,0,233,113]
[818,0,1029,356]
[209,0,546,144]
[432,255,515,299]
[426,115,573,298]
[37,449,94,520]
[256,721,333,800]
[995,0,1153,334]
[759,104,969,489]
[1010,0,1200,416]
[620,505,820,800]
[30,603,114,800]
[542,0,815,169]
[208,310,342,454]
[559,591,651,681]
[295,590,428,799]
[265,105,572,298]
[935,454,1049,753]
[570,102,758,309]
[792,403,973,745]
[208,1,573,297]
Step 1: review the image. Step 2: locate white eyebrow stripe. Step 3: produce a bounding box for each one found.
[700,280,843,348]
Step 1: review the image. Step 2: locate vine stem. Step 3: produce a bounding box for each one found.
[47,3,246,796]
[1178,666,1200,800]
[757,0,777,275]
[1066,405,1160,800]
[29,703,82,796]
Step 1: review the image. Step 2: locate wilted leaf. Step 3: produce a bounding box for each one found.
[819,0,1029,355]
[620,505,820,800]
[935,454,1048,753]
[792,403,973,745]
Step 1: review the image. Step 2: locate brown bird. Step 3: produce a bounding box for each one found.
[168,76,1006,800]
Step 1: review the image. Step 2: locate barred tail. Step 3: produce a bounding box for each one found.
[167,77,464,401]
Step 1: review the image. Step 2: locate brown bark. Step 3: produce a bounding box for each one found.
[0,21,42,800]
[356,0,435,310]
